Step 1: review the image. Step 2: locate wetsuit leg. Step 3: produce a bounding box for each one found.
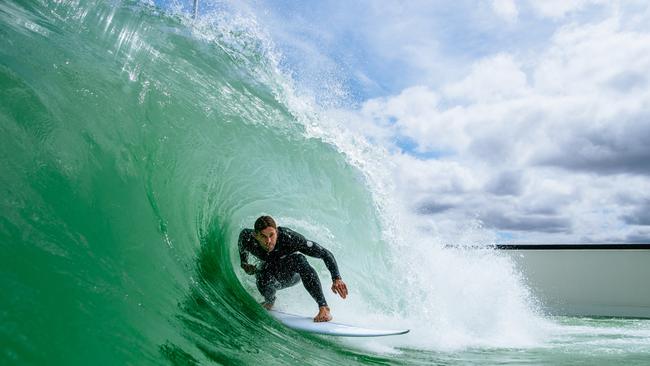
[276,272,301,289]
[284,254,328,307]
[255,263,301,304]
[255,266,279,305]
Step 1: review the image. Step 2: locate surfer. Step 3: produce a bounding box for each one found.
[238,215,348,322]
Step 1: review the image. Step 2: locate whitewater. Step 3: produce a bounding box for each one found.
[2,1,650,365]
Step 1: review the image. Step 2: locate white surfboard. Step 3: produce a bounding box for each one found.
[269,310,409,337]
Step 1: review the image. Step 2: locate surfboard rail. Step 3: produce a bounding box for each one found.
[268,310,410,337]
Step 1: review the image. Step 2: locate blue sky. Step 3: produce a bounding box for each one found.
[166,0,650,243]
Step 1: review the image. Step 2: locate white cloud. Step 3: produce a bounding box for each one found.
[529,0,597,19]
[492,0,519,23]
[444,54,530,102]
[351,11,650,242]
[534,19,650,96]
[393,153,483,196]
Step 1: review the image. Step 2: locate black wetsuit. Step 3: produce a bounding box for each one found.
[238,226,341,307]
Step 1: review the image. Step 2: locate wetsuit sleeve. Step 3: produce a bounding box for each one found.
[292,232,341,281]
[238,230,251,267]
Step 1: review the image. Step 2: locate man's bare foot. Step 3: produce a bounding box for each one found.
[313,306,332,322]
[262,302,274,310]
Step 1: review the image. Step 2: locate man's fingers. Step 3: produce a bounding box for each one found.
[331,281,348,299]
[335,283,347,299]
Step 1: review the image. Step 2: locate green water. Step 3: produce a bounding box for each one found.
[2,1,650,365]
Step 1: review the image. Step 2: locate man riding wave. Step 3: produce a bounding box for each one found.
[238,215,348,322]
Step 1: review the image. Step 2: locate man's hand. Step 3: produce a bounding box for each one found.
[331,278,348,299]
[241,263,257,275]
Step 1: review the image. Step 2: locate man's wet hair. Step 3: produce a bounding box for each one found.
[254,215,277,232]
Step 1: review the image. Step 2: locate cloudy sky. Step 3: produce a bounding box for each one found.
[217,0,650,243]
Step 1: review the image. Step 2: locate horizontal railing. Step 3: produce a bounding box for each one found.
[494,244,650,250]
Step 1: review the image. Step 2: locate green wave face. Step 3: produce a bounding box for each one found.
[0,1,386,364]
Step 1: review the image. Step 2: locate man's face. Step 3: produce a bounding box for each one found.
[255,227,277,252]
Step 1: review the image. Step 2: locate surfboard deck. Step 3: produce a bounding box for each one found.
[268,310,409,337]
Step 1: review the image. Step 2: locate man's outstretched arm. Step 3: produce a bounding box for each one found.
[238,230,256,275]
[295,235,348,299]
